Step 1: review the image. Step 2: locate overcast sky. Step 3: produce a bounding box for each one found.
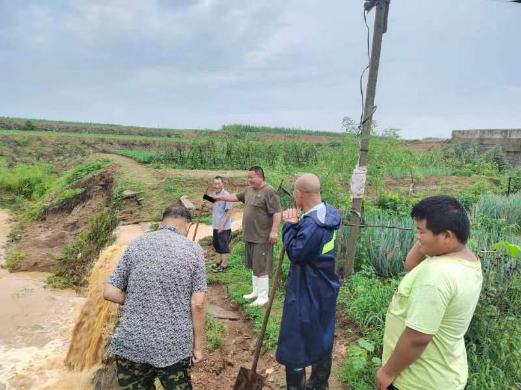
[1,0,519,139]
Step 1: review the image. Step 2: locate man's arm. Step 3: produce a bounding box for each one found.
[103,283,126,305]
[214,193,239,202]
[281,214,323,264]
[405,241,427,271]
[104,248,132,305]
[191,291,207,364]
[269,212,282,243]
[219,209,233,232]
[376,328,433,389]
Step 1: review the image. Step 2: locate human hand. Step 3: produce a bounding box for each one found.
[269,231,278,244]
[375,367,395,390]
[192,347,204,364]
[283,208,299,224]
[218,225,225,233]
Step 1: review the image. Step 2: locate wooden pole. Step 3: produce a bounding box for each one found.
[192,203,205,241]
[193,185,210,241]
[344,0,390,278]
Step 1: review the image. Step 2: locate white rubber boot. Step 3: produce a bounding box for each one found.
[243,274,258,300]
[251,277,269,306]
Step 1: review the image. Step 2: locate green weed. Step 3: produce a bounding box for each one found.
[205,316,225,352]
[5,251,26,271]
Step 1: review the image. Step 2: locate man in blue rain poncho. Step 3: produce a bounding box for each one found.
[276,173,342,390]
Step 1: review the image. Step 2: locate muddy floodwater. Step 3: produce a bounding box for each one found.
[0,210,86,389]
[0,208,241,390]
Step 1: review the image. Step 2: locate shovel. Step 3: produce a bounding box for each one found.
[233,245,286,390]
[192,186,210,241]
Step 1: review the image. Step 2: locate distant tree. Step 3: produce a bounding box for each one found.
[378,128,401,139]
[24,120,37,131]
[342,117,359,134]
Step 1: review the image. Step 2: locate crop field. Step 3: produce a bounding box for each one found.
[0,118,520,389]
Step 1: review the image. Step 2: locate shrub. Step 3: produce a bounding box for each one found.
[507,167,521,194]
[23,120,37,131]
[5,251,26,271]
[0,162,55,200]
[375,193,415,217]
[482,145,509,172]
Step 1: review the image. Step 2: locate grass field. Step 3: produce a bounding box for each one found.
[0,129,191,142]
[1,118,520,389]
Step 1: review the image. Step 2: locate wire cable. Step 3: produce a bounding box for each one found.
[358,8,378,135]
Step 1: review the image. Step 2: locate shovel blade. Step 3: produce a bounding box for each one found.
[232,367,266,390]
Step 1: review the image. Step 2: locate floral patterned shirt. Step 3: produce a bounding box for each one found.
[108,226,207,367]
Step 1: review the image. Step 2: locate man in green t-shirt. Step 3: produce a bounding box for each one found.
[214,166,281,306]
[376,195,482,390]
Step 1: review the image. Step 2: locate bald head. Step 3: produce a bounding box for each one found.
[295,174,321,195]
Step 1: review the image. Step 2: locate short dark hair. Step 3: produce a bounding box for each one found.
[411,195,470,244]
[249,166,265,180]
[162,204,192,222]
[214,176,224,182]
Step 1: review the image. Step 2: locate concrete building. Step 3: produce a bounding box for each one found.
[451,129,521,167]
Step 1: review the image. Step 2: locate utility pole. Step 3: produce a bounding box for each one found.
[343,0,391,278]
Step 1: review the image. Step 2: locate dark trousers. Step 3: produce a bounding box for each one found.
[285,354,332,390]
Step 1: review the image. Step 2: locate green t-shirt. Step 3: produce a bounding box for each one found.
[236,184,281,244]
[383,256,483,390]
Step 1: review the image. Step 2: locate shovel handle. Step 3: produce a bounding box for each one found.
[251,245,285,373]
[192,203,205,241]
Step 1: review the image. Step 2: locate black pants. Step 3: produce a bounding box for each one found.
[285,354,332,390]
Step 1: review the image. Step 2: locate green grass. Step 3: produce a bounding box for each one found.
[116,137,323,170]
[61,159,111,185]
[221,124,343,137]
[383,166,455,178]
[0,161,56,200]
[353,210,415,277]
[337,269,399,388]
[472,192,521,228]
[115,150,159,163]
[52,188,85,205]
[205,315,226,352]
[5,251,26,271]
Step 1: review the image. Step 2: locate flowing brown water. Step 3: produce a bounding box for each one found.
[0,210,85,390]
[0,213,233,390]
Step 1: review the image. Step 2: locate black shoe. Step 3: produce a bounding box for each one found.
[210,262,222,269]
